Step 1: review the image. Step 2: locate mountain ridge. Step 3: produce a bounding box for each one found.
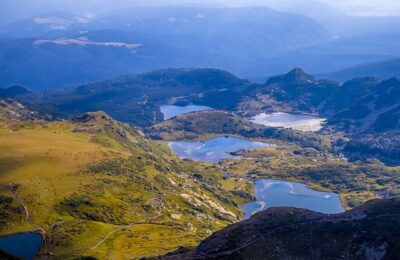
[162,198,400,259]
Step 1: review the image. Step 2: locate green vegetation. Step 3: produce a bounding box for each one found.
[1,66,399,258]
[149,110,330,151]
[150,108,400,210]
[22,69,251,127]
[344,131,400,167]
[5,67,400,166]
[0,112,248,259]
[149,108,400,209]
[215,145,400,209]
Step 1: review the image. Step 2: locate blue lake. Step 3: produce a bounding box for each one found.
[242,179,344,219]
[0,233,42,260]
[169,137,271,162]
[160,105,212,120]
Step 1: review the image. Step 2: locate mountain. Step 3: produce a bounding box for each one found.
[9,67,400,166]
[0,7,328,90]
[0,98,40,120]
[325,58,400,82]
[240,69,400,165]
[1,7,400,89]
[243,69,400,133]
[17,67,399,135]
[30,68,252,127]
[240,68,339,114]
[247,28,400,79]
[0,85,31,98]
[0,109,248,259]
[343,131,400,166]
[328,78,400,133]
[165,198,400,259]
[263,68,338,112]
[149,110,329,151]
[0,37,148,91]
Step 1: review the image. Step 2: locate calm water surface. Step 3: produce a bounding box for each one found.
[242,179,344,219]
[0,233,42,260]
[169,137,271,162]
[160,105,212,120]
[251,112,326,131]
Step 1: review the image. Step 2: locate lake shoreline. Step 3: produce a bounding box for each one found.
[241,179,345,220]
[0,231,43,260]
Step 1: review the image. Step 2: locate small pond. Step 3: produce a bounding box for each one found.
[0,232,42,260]
[242,179,344,219]
[251,112,326,132]
[160,105,213,120]
[168,137,271,162]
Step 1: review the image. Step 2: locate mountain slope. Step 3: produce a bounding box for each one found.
[166,198,400,259]
[328,78,400,133]
[326,58,400,82]
[32,68,252,127]
[0,109,248,259]
[0,7,328,90]
[0,98,40,120]
[149,110,329,150]
[244,69,400,134]
[240,68,340,114]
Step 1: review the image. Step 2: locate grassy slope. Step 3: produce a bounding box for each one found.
[0,113,250,259]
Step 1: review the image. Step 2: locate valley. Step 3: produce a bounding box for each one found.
[0,107,250,259]
[1,65,399,258]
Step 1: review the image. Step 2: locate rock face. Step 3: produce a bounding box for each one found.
[164,198,400,260]
[0,98,39,120]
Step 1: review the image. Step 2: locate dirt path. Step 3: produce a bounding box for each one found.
[0,184,30,220]
[90,225,131,250]
[89,202,165,251]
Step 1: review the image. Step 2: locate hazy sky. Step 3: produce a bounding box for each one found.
[76,0,400,16]
[79,0,400,16]
[205,0,400,16]
[325,0,400,16]
[1,0,400,25]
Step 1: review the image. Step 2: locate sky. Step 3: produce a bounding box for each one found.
[1,0,399,25]
[88,0,400,16]
[176,0,400,16]
[90,0,400,16]
[325,0,400,16]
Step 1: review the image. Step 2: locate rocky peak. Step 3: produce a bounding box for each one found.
[72,111,111,124]
[0,98,39,121]
[266,68,316,87]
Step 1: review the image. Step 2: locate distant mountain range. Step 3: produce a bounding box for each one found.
[0,7,328,91]
[325,58,400,82]
[0,7,399,91]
